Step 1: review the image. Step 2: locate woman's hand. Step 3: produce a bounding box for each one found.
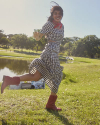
[33,32,39,41]
[33,32,44,41]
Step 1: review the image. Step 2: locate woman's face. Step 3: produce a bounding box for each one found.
[52,10,62,23]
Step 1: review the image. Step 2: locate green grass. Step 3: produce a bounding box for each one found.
[0,49,100,124]
[0,49,41,61]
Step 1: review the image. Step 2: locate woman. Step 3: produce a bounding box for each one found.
[1,5,64,111]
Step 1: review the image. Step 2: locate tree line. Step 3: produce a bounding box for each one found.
[0,30,47,52]
[0,30,100,58]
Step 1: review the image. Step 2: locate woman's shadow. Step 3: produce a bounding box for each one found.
[47,110,74,125]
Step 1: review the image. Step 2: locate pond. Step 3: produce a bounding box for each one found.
[0,58,30,82]
[0,58,68,82]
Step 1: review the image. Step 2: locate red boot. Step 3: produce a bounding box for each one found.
[1,76,20,94]
[46,95,62,111]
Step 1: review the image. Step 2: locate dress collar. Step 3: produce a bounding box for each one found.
[53,20,62,29]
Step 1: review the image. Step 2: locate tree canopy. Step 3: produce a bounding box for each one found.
[0,29,100,58]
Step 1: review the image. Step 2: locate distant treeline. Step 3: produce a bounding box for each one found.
[0,30,100,58]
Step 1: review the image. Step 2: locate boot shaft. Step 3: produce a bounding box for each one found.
[3,76,20,85]
[46,95,57,105]
[46,95,62,111]
[1,76,20,94]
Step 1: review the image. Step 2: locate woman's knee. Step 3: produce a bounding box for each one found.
[34,77,40,81]
[33,70,42,81]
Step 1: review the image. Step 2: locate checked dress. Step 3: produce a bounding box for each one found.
[29,21,64,93]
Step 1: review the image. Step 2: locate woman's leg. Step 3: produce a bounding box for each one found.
[1,70,42,94]
[20,70,42,81]
[51,91,56,96]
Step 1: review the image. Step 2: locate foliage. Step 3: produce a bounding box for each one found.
[11,34,27,50]
[62,35,100,58]
[0,30,6,42]
[72,35,100,58]
[0,37,9,48]
[0,29,100,58]
[26,37,33,50]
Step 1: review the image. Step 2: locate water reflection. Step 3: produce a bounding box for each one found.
[0,58,66,82]
[0,58,30,82]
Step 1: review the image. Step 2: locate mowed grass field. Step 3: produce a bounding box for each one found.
[0,49,100,125]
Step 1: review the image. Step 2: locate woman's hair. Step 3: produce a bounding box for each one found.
[48,6,63,22]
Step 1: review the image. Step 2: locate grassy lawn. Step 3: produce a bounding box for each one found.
[0,49,41,61]
[0,49,100,125]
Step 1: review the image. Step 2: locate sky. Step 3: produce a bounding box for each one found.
[0,0,100,38]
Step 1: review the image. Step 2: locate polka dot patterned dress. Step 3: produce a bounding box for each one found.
[29,21,64,93]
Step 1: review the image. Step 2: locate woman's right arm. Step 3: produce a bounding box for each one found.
[33,21,53,41]
[33,32,44,41]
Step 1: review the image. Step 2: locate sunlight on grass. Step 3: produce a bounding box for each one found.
[0,50,100,124]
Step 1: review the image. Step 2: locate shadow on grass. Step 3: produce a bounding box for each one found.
[14,50,41,56]
[1,119,7,125]
[47,110,74,125]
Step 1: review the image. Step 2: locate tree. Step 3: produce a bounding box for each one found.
[19,34,27,51]
[0,37,9,48]
[72,37,80,42]
[64,42,73,56]
[71,35,100,58]
[60,44,65,52]
[7,34,14,41]
[83,35,100,58]
[61,37,70,46]
[39,36,47,50]
[26,37,36,51]
[11,34,28,50]
[0,30,6,42]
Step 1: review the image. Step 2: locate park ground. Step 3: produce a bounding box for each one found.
[0,48,100,125]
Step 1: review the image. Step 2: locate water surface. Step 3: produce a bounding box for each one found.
[0,58,30,82]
